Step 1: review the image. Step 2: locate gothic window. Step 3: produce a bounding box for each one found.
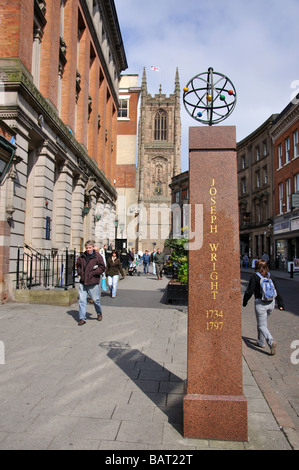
[154,109,167,141]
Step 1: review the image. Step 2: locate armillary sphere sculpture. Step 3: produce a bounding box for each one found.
[183,67,237,125]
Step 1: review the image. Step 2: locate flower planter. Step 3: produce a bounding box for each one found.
[167,279,188,304]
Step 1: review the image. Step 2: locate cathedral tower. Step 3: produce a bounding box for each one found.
[136,68,181,252]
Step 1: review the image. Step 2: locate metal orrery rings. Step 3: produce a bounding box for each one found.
[183,67,237,126]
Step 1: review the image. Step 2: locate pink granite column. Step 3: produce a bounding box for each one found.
[183,126,248,441]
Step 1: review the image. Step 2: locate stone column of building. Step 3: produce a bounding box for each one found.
[94,195,106,246]
[0,157,19,297]
[88,187,98,242]
[52,162,73,250]
[109,201,117,248]
[71,175,87,253]
[24,141,56,252]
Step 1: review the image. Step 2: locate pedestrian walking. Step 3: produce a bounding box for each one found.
[243,259,284,355]
[142,250,150,274]
[151,249,157,275]
[128,248,135,268]
[76,240,106,325]
[155,248,166,280]
[106,250,125,298]
[262,252,270,268]
[243,253,249,268]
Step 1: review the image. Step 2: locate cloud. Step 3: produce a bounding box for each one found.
[115,0,299,170]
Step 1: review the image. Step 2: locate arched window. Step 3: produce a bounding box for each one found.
[154,109,167,141]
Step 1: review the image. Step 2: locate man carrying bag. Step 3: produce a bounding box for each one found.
[77,240,106,325]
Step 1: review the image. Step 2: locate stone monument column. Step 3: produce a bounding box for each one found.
[183,126,247,441]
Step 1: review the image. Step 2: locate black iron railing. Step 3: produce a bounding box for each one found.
[16,245,76,290]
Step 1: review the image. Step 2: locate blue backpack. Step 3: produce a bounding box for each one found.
[256,273,277,301]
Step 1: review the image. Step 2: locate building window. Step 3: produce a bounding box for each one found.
[263,199,269,221]
[286,178,291,211]
[154,109,167,141]
[278,143,283,168]
[256,146,260,161]
[255,201,261,224]
[263,141,268,156]
[241,177,246,194]
[295,173,299,193]
[118,99,129,118]
[256,170,260,188]
[279,183,284,214]
[285,137,290,164]
[263,166,268,184]
[241,155,246,170]
[294,129,299,158]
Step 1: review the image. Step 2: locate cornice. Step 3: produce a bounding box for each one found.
[269,104,299,141]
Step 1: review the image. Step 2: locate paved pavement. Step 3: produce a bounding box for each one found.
[241,267,299,451]
[0,270,297,451]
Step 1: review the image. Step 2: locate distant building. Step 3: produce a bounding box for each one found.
[115,74,141,252]
[169,170,189,239]
[237,115,278,265]
[136,68,181,252]
[270,98,299,270]
[0,0,127,299]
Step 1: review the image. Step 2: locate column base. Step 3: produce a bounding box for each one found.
[184,393,248,441]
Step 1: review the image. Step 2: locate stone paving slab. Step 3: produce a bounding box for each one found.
[0,274,293,450]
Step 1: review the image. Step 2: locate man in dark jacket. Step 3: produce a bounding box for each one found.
[155,248,166,280]
[77,240,106,325]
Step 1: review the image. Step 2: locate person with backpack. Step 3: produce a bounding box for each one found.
[243,259,284,355]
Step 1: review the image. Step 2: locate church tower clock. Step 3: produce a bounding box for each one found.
[136,68,181,252]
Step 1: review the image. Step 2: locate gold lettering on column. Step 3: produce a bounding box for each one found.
[206,179,224,330]
[209,180,219,300]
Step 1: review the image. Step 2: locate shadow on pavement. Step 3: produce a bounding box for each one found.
[99,341,184,434]
[242,336,270,356]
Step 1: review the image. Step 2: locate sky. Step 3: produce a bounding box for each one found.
[114,0,299,171]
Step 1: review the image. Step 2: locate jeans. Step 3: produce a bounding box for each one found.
[156,264,163,279]
[107,274,119,297]
[254,298,275,347]
[143,262,149,274]
[78,283,102,321]
[152,261,156,275]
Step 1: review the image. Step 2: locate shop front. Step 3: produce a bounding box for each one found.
[274,215,299,271]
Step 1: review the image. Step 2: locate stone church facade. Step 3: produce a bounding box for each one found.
[136,68,181,252]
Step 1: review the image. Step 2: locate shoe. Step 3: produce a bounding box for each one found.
[270,341,277,356]
[112,296,116,299]
[78,320,86,326]
[97,313,102,321]
[256,342,266,348]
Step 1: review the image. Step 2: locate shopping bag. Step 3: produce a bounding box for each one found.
[101,274,107,291]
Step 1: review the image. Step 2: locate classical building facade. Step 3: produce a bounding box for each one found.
[0,0,127,299]
[169,170,189,239]
[270,98,299,270]
[237,115,278,265]
[136,68,181,252]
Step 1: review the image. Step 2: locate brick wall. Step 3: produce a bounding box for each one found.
[0,0,33,72]
[274,119,299,214]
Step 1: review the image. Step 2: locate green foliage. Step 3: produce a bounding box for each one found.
[165,238,188,285]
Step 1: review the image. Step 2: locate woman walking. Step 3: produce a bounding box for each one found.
[106,250,125,298]
[243,259,284,355]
